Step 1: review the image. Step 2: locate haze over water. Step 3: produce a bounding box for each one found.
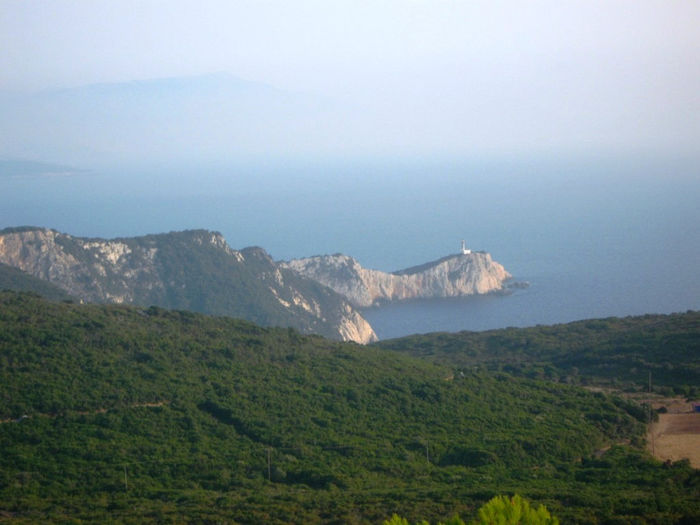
[2,156,698,339]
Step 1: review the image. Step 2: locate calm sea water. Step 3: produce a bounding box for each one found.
[2,156,698,339]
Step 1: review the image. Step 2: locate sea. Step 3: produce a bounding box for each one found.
[2,155,699,340]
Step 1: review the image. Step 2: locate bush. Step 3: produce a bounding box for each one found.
[471,495,559,525]
[382,495,558,525]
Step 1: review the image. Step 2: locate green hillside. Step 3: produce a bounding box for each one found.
[0,263,73,302]
[0,292,698,523]
[376,313,700,394]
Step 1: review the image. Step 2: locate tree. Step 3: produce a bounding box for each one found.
[382,514,457,525]
[471,494,559,525]
[384,515,410,525]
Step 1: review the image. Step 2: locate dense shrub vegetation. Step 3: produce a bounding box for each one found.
[384,494,560,525]
[377,312,700,394]
[0,292,698,523]
[0,264,73,302]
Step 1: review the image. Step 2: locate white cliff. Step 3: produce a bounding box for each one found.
[0,228,158,302]
[337,304,378,344]
[281,251,512,308]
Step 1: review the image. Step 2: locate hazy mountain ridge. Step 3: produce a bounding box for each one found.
[281,251,513,308]
[0,73,333,164]
[0,227,376,343]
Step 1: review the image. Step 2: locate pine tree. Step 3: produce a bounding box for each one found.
[471,494,559,525]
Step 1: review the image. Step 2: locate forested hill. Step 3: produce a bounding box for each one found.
[1,291,698,523]
[376,312,700,394]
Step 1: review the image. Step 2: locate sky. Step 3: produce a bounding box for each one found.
[1,0,699,162]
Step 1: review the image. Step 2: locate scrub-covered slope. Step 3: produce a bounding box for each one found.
[1,291,697,523]
[376,312,700,392]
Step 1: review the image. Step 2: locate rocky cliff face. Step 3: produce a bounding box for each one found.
[0,227,162,303]
[281,252,512,308]
[0,227,376,344]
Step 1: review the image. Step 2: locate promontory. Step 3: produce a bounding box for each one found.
[281,246,514,308]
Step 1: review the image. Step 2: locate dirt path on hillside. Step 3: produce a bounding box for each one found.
[0,401,169,424]
[647,399,700,468]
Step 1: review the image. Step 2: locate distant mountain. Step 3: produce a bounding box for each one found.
[0,73,331,164]
[0,227,375,343]
[281,251,515,308]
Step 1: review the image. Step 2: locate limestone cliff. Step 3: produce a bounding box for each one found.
[0,227,161,304]
[0,227,376,344]
[281,251,512,308]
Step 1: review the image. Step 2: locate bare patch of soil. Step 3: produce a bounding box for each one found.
[647,399,700,468]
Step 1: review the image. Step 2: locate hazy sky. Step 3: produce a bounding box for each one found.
[1,0,699,160]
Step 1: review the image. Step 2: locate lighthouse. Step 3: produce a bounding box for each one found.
[460,240,471,255]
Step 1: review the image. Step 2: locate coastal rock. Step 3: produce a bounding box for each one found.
[0,228,161,303]
[337,304,378,344]
[281,251,512,308]
[0,227,376,344]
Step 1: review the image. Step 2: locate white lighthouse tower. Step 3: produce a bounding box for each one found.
[461,240,471,255]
